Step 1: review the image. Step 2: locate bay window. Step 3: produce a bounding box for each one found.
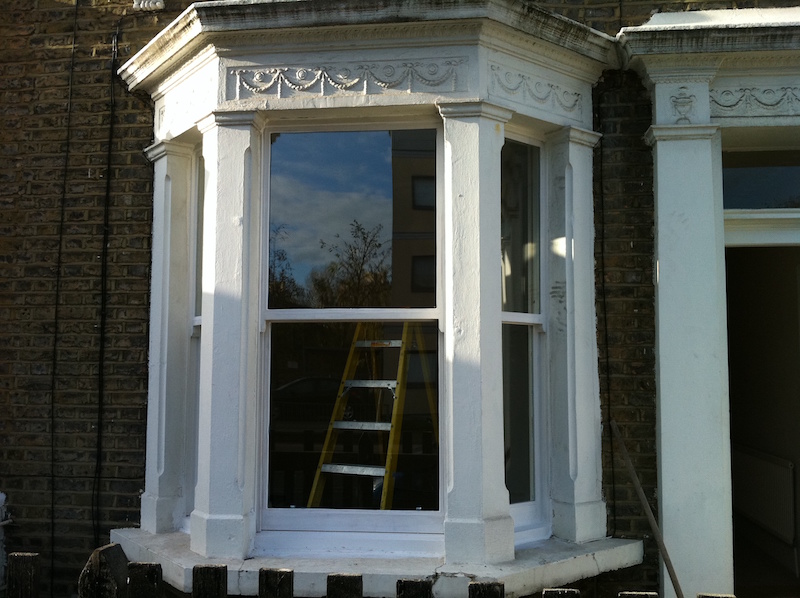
[113,1,643,594]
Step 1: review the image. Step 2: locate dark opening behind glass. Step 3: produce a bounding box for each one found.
[723,151,800,209]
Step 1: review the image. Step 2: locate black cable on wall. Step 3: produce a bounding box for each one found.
[594,92,619,538]
[91,21,120,550]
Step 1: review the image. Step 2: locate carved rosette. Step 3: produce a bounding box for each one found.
[489,64,582,120]
[231,58,467,99]
[711,86,800,118]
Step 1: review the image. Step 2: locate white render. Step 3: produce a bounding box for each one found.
[620,7,800,598]
[438,102,516,565]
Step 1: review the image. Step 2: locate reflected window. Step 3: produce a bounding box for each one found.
[501,140,541,506]
[269,130,436,309]
[267,129,439,511]
[723,151,800,209]
[501,140,540,315]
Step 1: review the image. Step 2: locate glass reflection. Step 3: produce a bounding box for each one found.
[723,151,800,209]
[501,140,540,314]
[269,130,436,309]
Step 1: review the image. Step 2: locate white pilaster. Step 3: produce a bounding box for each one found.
[646,71,734,598]
[191,111,264,559]
[439,102,515,566]
[141,140,196,534]
[546,127,606,543]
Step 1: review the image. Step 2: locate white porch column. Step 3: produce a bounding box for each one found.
[439,102,515,566]
[141,140,195,533]
[646,72,734,598]
[546,127,607,543]
[191,111,264,559]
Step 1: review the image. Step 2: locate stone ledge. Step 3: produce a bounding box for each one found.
[111,528,642,598]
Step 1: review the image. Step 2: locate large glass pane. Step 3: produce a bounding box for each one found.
[269,130,436,308]
[269,321,439,510]
[723,151,800,209]
[503,323,534,504]
[501,140,540,314]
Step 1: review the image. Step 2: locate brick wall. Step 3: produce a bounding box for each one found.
[0,1,190,595]
[589,69,659,597]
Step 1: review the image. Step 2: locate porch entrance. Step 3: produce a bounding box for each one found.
[727,246,800,597]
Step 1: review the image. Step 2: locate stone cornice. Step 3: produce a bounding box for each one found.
[620,26,800,62]
[618,8,800,72]
[118,0,615,93]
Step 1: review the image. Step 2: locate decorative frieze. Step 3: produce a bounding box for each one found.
[132,0,164,10]
[488,63,582,121]
[711,86,800,118]
[230,58,468,100]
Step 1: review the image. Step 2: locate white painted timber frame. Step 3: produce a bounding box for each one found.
[112,1,644,595]
[620,7,800,598]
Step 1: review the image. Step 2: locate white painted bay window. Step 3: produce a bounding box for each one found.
[113,1,642,595]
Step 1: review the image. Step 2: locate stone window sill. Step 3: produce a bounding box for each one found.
[111,528,642,597]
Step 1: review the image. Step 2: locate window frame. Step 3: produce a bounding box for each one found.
[183,146,205,528]
[258,117,447,543]
[501,129,551,545]
[723,149,800,247]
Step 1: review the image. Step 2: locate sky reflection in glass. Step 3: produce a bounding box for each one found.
[270,131,394,296]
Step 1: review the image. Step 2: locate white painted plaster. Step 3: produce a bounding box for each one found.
[620,10,800,594]
[641,7,800,29]
[439,102,515,566]
[647,124,733,598]
[545,127,606,544]
[111,528,642,597]
[191,112,264,559]
[141,141,195,534]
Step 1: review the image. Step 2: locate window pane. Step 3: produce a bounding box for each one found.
[501,140,540,314]
[269,321,439,510]
[269,130,436,308]
[723,151,800,209]
[503,324,534,504]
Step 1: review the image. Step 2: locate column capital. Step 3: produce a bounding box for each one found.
[437,101,513,122]
[546,126,602,149]
[645,124,720,146]
[144,139,196,163]
[644,63,720,87]
[198,110,267,134]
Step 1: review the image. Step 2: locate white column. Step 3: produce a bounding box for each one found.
[141,140,195,533]
[191,112,264,559]
[646,72,734,598]
[439,102,515,566]
[546,127,607,543]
